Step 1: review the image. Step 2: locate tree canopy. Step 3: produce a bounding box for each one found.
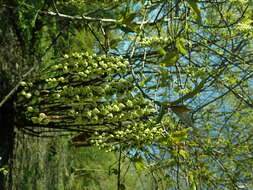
[1,0,253,189]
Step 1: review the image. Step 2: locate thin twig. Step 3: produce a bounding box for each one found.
[87,23,107,53]
[46,11,117,23]
[117,146,122,190]
[0,66,35,108]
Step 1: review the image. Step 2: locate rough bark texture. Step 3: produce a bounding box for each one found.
[0,5,19,188]
[0,98,15,190]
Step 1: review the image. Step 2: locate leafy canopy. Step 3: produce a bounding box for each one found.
[10,0,253,189]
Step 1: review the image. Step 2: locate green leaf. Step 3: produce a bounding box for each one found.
[140,80,145,87]
[131,155,145,174]
[134,160,145,174]
[176,38,187,55]
[188,0,202,24]
[178,149,189,159]
[156,47,167,55]
[159,49,179,66]
[172,128,190,139]
[31,117,39,124]
[140,76,152,87]
[189,183,197,190]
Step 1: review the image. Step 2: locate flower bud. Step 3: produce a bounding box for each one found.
[39,113,46,119]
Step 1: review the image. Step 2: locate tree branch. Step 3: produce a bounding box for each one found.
[0,66,35,108]
[44,11,117,24]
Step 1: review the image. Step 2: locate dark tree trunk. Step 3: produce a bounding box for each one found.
[0,98,15,190]
[0,1,37,189]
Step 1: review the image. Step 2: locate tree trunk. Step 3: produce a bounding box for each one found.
[0,98,15,190]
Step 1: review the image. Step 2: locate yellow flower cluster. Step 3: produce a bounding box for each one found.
[15,52,163,150]
[139,36,172,46]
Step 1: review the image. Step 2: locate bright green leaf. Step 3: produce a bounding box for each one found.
[156,47,167,55]
[134,160,145,174]
[131,155,145,174]
[179,149,189,159]
[189,183,197,190]
[188,0,202,24]
[176,38,187,55]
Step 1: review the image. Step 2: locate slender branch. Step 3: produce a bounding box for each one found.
[223,81,253,108]
[0,66,35,108]
[87,24,107,53]
[52,0,60,15]
[197,72,253,112]
[42,11,162,26]
[117,146,122,190]
[44,11,117,23]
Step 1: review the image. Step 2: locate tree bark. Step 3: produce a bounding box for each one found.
[0,98,15,190]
